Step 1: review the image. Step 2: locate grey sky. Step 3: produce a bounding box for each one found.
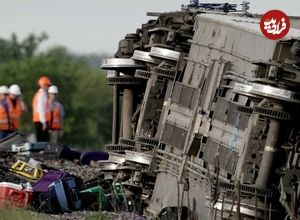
[0,0,299,54]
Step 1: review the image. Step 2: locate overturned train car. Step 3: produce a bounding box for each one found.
[101,7,300,220]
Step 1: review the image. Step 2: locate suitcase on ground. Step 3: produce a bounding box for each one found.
[0,182,33,207]
[32,170,68,192]
[48,176,82,213]
[0,132,26,152]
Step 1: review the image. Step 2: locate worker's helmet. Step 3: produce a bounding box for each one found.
[38,76,51,87]
[48,85,59,94]
[0,85,9,94]
[9,84,21,96]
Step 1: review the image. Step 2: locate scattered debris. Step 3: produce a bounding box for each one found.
[0,135,152,219]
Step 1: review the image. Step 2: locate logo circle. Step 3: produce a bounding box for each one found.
[260,10,290,40]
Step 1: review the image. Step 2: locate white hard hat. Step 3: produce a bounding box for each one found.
[9,84,21,95]
[48,85,59,94]
[0,85,9,94]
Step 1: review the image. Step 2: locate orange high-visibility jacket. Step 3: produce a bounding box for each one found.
[6,98,23,130]
[32,89,50,123]
[50,102,63,130]
[0,101,10,131]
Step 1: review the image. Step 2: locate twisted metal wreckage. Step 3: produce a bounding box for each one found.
[101,2,300,220]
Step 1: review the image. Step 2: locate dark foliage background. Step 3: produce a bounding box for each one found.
[0,33,112,149]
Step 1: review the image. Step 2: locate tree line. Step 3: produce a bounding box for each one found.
[0,33,112,149]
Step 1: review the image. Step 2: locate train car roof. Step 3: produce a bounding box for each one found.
[196,13,300,41]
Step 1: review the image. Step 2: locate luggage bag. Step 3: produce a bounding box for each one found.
[48,176,82,213]
[0,182,33,207]
[32,170,68,192]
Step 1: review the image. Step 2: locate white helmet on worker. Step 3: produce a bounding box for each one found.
[48,85,59,94]
[9,84,21,95]
[0,85,9,94]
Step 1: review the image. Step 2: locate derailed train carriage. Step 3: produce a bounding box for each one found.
[101,4,300,220]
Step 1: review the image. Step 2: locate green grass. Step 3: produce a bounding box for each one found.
[0,208,41,220]
[0,208,111,220]
[85,213,111,220]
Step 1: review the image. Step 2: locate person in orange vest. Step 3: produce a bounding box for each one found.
[0,86,11,139]
[48,85,64,143]
[7,84,27,132]
[32,76,51,142]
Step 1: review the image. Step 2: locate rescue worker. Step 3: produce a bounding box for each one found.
[48,85,64,143]
[2,85,9,97]
[0,86,10,139]
[32,76,51,142]
[7,84,26,131]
